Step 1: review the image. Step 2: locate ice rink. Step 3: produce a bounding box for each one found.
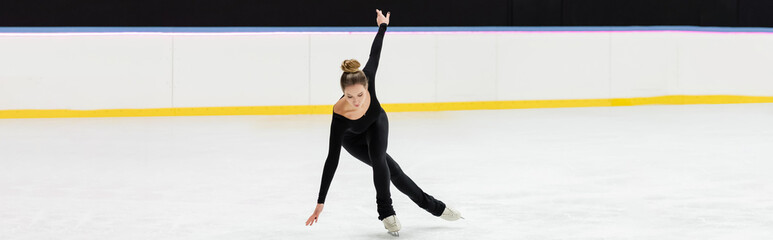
[1,103,772,240]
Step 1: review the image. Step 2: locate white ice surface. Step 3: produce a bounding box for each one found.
[1,104,772,239]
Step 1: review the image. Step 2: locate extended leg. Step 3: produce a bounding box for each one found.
[342,134,445,217]
[384,157,446,216]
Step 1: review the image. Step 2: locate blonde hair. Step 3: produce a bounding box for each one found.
[340,59,368,91]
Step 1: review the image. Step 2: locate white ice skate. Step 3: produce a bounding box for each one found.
[382,215,401,237]
[440,207,463,221]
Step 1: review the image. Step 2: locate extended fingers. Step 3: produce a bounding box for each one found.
[305,215,316,226]
[377,9,388,17]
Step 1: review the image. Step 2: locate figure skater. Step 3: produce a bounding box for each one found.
[304,9,462,236]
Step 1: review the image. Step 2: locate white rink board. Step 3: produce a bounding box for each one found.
[495,33,612,101]
[172,35,311,107]
[375,34,437,104]
[435,34,499,102]
[0,35,174,110]
[2,30,773,110]
[609,32,680,98]
[677,33,773,96]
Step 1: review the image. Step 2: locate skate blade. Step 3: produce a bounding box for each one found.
[387,231,399,237]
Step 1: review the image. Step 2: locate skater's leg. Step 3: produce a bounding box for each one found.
[365,116,395,221]
[384,156,446,216]
[343,130,445,217]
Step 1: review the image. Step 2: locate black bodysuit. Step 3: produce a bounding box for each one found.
[316,23,446,220]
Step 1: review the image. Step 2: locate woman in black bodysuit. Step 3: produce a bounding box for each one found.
[305,9,462,235]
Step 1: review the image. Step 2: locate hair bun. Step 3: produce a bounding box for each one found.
[341,59,361,73]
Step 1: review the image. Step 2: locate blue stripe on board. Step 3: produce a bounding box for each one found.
[1,26,773,33]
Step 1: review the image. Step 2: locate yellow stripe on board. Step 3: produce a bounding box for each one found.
[2,95,773,119]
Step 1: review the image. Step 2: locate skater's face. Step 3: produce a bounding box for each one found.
[343,84,367,108]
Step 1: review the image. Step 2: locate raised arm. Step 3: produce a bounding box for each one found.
[362,9,390,79]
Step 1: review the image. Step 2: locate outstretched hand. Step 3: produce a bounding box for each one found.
[305,203,325,226]
[376,9,390,26]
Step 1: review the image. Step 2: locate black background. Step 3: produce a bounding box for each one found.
[1,0,771,27]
